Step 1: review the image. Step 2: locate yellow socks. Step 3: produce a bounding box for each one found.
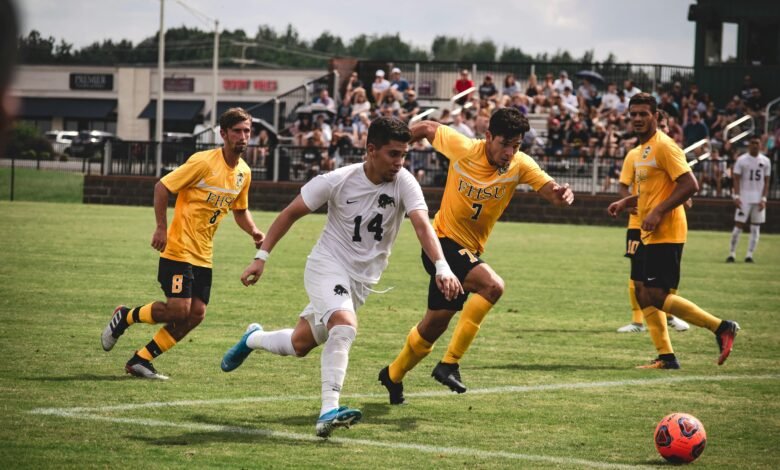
[642,306,673,355]
[127,303,156,325]
[137,327,177,361]
[629,280,643,324]
[663,294,721,332]
[388,326,433,383]
[442,294,493,364]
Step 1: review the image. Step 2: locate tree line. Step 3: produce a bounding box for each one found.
[18,24,618,68]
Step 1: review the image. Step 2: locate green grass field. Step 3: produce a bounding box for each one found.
[1,201,778,469]
[0,168,83,203]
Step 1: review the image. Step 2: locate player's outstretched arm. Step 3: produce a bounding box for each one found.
[607,195,638,217]
[151,181,170,252]
[241,195,311,287]
[407,209,463,301]
[233,209,265,248]
[538,180,574,206]
[409,120,440,144]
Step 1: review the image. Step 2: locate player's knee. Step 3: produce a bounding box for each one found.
[164,302,190,321]
[291,339,314,357]
[188,308,206,327]
[481,276,505,303]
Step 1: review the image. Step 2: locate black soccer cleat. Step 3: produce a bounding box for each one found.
[378,366,405,405]
[725,256,736,263]
[125,353,169,380]
[101,305,130,351]
[431,361,467,393]
[744,256,754,263]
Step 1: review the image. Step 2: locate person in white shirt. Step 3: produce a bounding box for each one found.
[599,82,620,113]
[449,111,475,138]
[221,117,462,438]
[371,69,391,104]
[553,70,573,94]
[624,79,642,99]
[727,135,772,262]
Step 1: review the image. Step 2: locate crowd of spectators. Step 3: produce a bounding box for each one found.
[281,67,775,196]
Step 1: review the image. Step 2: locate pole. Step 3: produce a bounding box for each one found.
[210,19,219,143]
[155,0,165,178]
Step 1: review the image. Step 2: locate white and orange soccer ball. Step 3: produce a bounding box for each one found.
[654,412,707,463]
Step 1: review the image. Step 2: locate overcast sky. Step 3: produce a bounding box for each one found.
[20,0,700,66]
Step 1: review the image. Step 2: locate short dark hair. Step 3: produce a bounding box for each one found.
[488,108,529,140]
[657,109,669,127]
[628,92,657,113]
[219,107,252,130]
[367,116,411,148]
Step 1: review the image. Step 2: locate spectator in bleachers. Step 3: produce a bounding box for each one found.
[589,122,607,157]
[699,147,726,197]
[670,81,684,108]
[523,73,541,112]
[602,123,622,158]
[314,88,336,114]
[437,109,453,125]
[348,87,371,122]
[658,92,679,119]
[314,113,332,147]
[503,73,521,99]
[473,108,490,139]
[666,115,684,146]
[508,92,530,115]
[561,86,579,113]
[478,74,499,101]
[292,114,314,146]
[398,89,420,123]
[598,82,620,115]
[615,90,630,116]
[380,92,401,118]
[553,70,573,94]
[546,118,565,156]
[449,110,475,138]
[388,67,410,101]
[294,130,326,181]
[577,78,599,111]
[353,112,371,149]
[371,69,390,103]
[683,111,709,147]
[566,118,590,162]
[344,71,363,97]
[453,69,475,105]
[623,79,641,99]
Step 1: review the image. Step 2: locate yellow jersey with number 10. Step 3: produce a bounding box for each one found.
[160,148,251,268]
[431,125,552,254]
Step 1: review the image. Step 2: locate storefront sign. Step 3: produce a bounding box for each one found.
[70,73,114,91]
[164,77,195,92]
[222,79,278,92]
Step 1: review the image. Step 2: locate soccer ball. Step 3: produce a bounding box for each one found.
[654,412,707,463]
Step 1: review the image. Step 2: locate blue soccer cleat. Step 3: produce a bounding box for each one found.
[315,406,362,438]
[221,323,262,372]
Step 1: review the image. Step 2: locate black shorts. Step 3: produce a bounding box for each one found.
[422,237,484,311]
[630,243,683,290]
[158,257,213,304]
[624,229,641,259]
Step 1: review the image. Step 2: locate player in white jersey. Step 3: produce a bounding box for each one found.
[220,117,462,438]
[727,135,772,263]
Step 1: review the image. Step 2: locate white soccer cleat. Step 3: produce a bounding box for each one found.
[125,355,169,380]
[617,323,646,333]
[667,316,690,332]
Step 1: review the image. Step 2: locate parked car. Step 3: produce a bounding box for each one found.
[45,130,78,155]
[66,130,122,159]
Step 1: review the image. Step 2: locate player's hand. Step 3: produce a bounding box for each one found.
[241,259,266,286]
[552,183,574,206]
[435,273,464,301]
[684,198,693,209]
[758,200,766,211]
[251,229,265,249]
[733,196,741,209]
[607,200,625,217]
[641,209,663,232]
[151,226,167,252]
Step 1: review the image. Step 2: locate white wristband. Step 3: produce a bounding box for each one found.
[434,259,453,277]
[733,194,740,200]
[761,196,767,202]
[254,249,269,261]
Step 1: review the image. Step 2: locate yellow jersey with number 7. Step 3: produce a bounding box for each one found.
[160,148,251,268]
[431,125,551,254]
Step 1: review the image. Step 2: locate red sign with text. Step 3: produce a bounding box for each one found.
[222,79,278,92]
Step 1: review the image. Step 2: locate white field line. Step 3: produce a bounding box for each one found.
[34,410,641,470]
[30,373,780,415]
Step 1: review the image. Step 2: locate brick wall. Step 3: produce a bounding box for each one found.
[83,175,780,233]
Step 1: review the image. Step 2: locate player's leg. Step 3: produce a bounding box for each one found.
[633,243,677,369]
[727,208,748,262]
[666,288,690,332]
[745,205,765,261]
[618,229,645,332]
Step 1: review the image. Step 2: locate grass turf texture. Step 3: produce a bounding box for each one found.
[0,201,778,469]
[0,168,83,203]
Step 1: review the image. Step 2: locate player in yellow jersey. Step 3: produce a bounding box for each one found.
[101,108,265,379]
[379,108,574,403]
[608,93,739,369]
[616,110,689,333]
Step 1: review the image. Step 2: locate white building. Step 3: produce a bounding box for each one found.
[12,65,326,140]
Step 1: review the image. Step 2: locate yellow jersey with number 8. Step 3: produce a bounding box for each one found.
[160,148,251,267]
